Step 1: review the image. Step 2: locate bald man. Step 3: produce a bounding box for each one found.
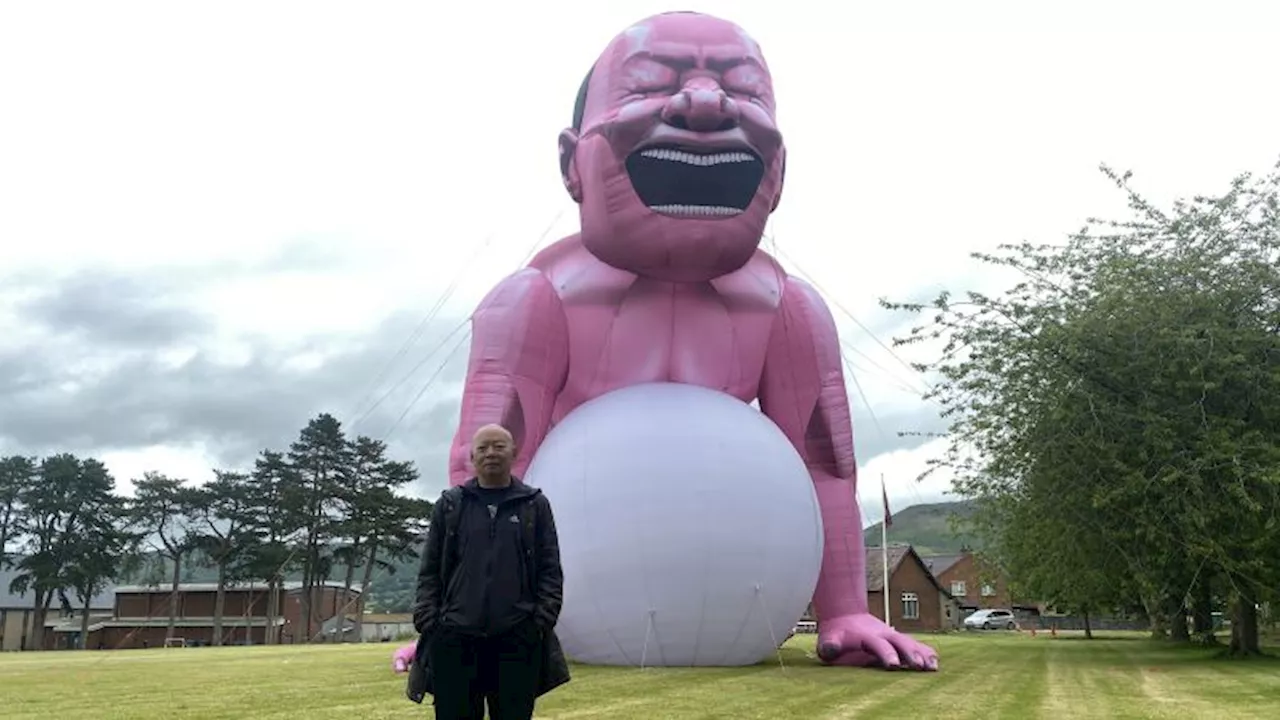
[411,424,567,720]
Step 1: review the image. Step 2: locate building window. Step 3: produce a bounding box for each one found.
[951,581,967,596]
[981,584,996,597]
[901,592,920,620]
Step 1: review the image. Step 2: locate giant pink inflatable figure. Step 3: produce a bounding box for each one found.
[409,11,938,672]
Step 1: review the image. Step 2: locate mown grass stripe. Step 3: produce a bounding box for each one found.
[1,631,1276,719]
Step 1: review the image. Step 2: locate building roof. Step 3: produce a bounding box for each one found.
[866,544,954,598]
[865,545,912,592]
[43,613,113,628]
[918,553,967,577]
[113,580,362,594]
[48,616,285,633]
[345,613,412,624]
[0,566,115,610]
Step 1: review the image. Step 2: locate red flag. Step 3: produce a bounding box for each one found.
[882,478,893,529]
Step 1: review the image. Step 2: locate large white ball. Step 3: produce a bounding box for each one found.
[523,382,823,666]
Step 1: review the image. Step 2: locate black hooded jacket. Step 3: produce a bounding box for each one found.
[412,477,563,638]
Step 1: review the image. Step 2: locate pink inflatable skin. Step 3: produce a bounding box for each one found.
[392,642,415,673]
[424,11,938,672]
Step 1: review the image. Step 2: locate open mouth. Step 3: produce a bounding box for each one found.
[624,146,765,218]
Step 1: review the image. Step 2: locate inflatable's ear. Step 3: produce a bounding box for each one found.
[559,129,583,203]
[561,66,593,205]
[771,147,787,212]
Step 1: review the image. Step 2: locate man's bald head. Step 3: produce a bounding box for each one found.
[472,424,514,446]
[470,424,517,486]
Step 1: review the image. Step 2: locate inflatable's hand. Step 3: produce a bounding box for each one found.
[816,613,939,671]
[392,642,416,674]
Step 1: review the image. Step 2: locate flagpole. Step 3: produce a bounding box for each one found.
[881,473,891,629]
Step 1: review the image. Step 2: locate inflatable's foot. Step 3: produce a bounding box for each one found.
[817,613,939,671]
[392,642,417,674]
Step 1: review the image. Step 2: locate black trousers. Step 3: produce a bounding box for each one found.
[428,620,543,720]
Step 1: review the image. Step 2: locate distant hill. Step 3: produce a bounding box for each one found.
[863,500,981,555]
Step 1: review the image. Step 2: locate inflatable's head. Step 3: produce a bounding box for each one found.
[559,12,785,282]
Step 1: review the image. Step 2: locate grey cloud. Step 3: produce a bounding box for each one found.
[0,259,945,501]
[0,263,471,498]
[17,271,213,347]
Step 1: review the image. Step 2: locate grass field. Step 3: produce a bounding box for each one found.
[1,632,1276,719]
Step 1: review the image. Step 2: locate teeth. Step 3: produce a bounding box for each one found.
[639,148,756,166]
[649,204,742,216]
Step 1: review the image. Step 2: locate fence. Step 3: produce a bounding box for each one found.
[1025,615,1148,632]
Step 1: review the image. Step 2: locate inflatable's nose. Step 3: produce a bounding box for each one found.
[662,80,741,132]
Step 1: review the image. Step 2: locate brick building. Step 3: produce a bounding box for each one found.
[864,545,961,633]
[920,550,1037,616]
[43,580,362,650]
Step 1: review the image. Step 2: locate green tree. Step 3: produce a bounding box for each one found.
[59,472,135,649]
[10,455,118,650]
[885,160,1280,657]
[329,435,384,633]
[331,436,427,641]
[130,472,204,642]
[194,469,257,646]
[286,413,353,642]
[354,490,429,640]
[244,449,301,644]
[0,456,36,569]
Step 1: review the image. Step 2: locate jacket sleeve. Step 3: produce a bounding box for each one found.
[533,494,564,630]
[412,496,448,634]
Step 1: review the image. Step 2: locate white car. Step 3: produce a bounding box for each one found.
[963,608,1017,630]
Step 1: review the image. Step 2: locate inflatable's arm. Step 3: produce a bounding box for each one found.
[759,276,938,671]
[448,268,570,485]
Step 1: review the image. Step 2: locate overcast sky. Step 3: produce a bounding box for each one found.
[1,0,1277,527]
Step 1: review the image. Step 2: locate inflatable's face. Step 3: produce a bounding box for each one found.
[560,12,785,282]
